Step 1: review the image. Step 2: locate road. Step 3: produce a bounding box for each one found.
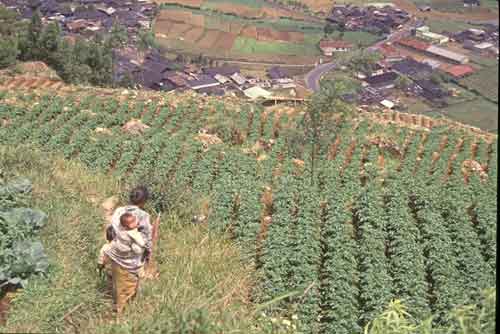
[305,21,415,92]
[304,62,337,92]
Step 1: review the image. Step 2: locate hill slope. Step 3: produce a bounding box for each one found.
[0,79,497,333]
[0,146,259,333]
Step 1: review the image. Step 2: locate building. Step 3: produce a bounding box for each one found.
[187,75,220,90]
[364,71,399,89]
[415,26,449,44]
[267,66,289,80]
[243,86,272,100]
[426,45,469,64]
[397,38,469,64]
[440,65,475,78]
[319,40,353,56]
[472,42,494,53]
[203,66,240,77]
[230,72,247,86]
[464,0,480,7]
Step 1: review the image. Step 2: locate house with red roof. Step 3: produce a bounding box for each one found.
[441,65,475,78]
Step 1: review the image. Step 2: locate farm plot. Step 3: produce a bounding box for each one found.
[154,5,325,59]
[0,88,496,333]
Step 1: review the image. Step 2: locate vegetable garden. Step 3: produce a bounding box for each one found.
[0,89,496,332]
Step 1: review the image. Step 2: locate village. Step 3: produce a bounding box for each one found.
[0,0,498,130]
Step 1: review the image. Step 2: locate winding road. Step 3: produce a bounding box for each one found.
[304,20,415,92]
[304,62,337,92]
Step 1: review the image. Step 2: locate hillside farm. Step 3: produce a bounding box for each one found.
[0,80,496,332]
[153,2,379,61]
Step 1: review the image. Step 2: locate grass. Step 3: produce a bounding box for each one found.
[0,145,283,333]
[232,35,322,56]
[436,97,498,132]
[425,19,477,33]
[459,66,499,103]
[201,0,265,9]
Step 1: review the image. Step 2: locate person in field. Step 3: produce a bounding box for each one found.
[105,186,153,314]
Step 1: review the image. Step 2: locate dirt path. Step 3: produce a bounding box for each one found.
[392,0,499,22]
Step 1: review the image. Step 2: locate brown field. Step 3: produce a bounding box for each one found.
[197,30,223,49]
[153,0,203,8]
[184,27,206,42]
[297,0,332,13]
[157,9,205,26]
[168,22,194,36]
[240,25,258,39]
[256,28,305,43]
[154,19,174,34]
[212,3,262,18]
[213,32,238,50]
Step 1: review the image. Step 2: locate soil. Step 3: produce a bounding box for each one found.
[0,288,16,326]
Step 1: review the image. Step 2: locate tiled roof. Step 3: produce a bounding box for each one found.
[441,65,475,78]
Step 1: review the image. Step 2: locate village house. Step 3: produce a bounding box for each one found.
[267,66,289,80]
[319,40,353,56]
[391,57,434,80]
[440,65,475,78]
[464,0,480,7]
[363,71,399,90]
[187,75,220,91]
[203,66,240,78]
[397,38,469,64]
[414,26,449,44]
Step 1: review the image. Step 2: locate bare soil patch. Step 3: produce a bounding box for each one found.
[184,27,206,42]
[197,30,223,49]
[214,32,238,50]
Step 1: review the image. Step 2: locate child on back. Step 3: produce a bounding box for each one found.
[111,212,146,257]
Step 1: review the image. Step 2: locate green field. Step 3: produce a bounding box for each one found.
[425,19,477,33]
[459,66,499,103]
[232,35,322,56]
[437,97,498,132]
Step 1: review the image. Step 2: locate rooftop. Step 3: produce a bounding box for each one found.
[397,38,431,51]
[441,65,475,78]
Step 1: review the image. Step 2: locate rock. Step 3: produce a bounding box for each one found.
[292,158,304,168]
[122,119,150,135]
[1,118,10,127]
[95,127,112,135]
[195,133,223,149]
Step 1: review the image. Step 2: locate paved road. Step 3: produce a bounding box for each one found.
[304,62,337,92]
[305,21,415,92]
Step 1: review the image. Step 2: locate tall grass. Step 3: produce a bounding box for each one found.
[0,145,281,333]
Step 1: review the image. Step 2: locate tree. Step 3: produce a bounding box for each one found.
[348,50,382,74]
[23,9,43,59]
[323,23,335,36]
[107,20,128,49]
[137,29,158,51]
[305,80,354,183]
[0,36,19,68]
[395,75,412,90]
[38,22,61,65]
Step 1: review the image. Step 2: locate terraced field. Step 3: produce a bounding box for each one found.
[0,83,496,332]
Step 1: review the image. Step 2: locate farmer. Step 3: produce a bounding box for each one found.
[105,186,154,314]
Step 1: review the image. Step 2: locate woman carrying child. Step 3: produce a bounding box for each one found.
[105,186,153,314]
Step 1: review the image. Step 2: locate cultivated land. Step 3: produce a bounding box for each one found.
[0,73,496,332]
[153,1,378,62]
